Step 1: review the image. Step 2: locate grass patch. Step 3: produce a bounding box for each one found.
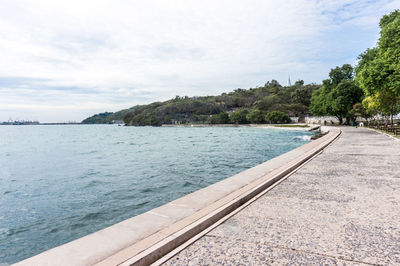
[373,128,400,139]
[273,124,310,128]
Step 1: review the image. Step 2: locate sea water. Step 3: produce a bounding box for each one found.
[0,125,312,264]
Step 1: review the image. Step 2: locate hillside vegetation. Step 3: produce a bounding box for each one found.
[82,80,320,126]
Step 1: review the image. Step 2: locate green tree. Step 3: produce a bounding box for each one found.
[230,109,249,124]
[218,112,230,124]
[291,84,316,106]
[246,109,265,123]
[266,111,291,124]
[198,115,209,123]
[265,79,281,88]
[310,64,364,124]
[330,80,364,124]
[355,10,400,123]
[286,103,309,117]
[362,92,400,122]
[362,96,379,119]
[355,48,379,95]
[350,103,372,122]
[256,95,280,111]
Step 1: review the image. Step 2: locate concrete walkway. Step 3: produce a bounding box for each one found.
[164,127,400,265]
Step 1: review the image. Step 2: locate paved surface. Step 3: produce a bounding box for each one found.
[164,127,400,265]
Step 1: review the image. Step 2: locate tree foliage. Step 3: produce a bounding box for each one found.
[350,103,372,122]
[355,9,400,123]
[82,112,114,124]
[218,112,230,124]
[310,64,364,124]
[246,109,265,123]
[265,111,291,124]
[230,109,249,124]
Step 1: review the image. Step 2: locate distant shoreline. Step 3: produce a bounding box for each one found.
[0,123,83,126]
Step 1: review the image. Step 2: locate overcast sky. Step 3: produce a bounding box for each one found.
[0,0,399,122]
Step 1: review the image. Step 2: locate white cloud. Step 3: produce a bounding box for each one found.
[0,0,399,122]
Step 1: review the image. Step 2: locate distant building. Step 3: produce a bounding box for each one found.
[287,75,292,87]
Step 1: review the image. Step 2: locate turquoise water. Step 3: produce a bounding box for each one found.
[0,125,312,264]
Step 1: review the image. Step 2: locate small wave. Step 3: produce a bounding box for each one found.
[294,135,311,141]
[84,180,107,188]
[140,187,154,193]
[182,181,195,187]
[70,223,86,230]
[86,170,100,177]
[80,150,97,155]
[48,228,60,233]
[81,212,102,221]
[5,227,29,236]
[134,200,150,207]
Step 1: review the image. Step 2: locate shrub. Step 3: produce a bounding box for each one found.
[230,109,249,124]
[246,109,265,123]
[218,112,230,124]
[265,111,291,124]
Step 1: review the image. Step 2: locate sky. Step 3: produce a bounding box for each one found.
[0,0,399,122]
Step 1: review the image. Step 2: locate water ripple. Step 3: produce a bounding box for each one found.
[0,125,312,264]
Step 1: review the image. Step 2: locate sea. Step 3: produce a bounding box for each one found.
[0,125,312,264]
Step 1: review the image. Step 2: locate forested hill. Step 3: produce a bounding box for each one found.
[82,80,320,126]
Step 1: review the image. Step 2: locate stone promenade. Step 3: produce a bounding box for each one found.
[165,127,400,265]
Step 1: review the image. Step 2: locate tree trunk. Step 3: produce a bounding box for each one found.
[390,109,393,125]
